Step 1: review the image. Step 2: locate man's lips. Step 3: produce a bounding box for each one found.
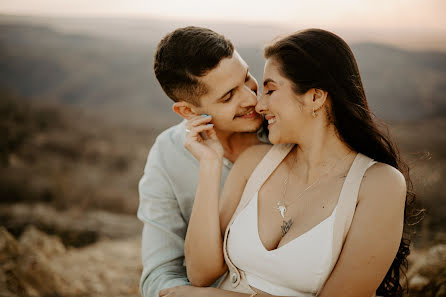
[235,110,258,119]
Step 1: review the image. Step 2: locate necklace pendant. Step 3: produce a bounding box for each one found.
[281,219,293,237]
[276,201,287,218]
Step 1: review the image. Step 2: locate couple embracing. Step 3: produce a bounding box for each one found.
[138,26,413,297]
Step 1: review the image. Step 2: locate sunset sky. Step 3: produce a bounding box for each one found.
[1,0,445,31]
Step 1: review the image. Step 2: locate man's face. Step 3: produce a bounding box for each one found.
[196,51,263,133]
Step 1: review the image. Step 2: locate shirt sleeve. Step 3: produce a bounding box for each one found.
[137,141,190,297]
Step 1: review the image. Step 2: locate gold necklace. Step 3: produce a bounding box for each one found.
[277,149,352,237]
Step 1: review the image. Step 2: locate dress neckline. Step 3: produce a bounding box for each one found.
[255,151,360,253]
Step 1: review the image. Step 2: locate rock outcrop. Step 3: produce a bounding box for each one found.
[1,223,445,297]
[407,244,446,297]
[0,226,141,297]
[0,226,72,297]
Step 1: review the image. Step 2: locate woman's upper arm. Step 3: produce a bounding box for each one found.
[219,144,272,235]
[318,163,407,297]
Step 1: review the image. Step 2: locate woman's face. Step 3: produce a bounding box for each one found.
[256,58,314,144]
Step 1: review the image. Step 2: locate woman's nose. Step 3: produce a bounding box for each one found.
[255,94,267,114]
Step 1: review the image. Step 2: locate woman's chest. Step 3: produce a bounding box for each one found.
[227,195,336,293]
[257,177,345,251]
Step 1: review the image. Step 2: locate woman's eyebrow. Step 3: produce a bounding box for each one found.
[263,78,276,86]
[244,69,250,82]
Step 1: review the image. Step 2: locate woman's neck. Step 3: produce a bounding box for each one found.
[293,124,352,183]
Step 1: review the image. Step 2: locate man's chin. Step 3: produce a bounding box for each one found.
[216,124,261,134]
[235,121,263,133]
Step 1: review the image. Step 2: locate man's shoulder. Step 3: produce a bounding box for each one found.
[154,120,186,148]
[146,120,195,168]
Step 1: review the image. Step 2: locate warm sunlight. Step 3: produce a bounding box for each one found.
[1,1,445,296]
[1,0,446,31]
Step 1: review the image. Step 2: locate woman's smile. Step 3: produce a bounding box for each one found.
[265,115,276,129]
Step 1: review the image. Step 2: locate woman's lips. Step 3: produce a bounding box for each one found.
[266,115,276,129]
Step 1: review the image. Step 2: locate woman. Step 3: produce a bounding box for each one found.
[160,29,413,297]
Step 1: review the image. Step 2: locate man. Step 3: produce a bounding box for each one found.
[137,26,269,297]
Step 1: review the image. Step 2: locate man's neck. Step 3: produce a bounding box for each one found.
[215,129,261,163]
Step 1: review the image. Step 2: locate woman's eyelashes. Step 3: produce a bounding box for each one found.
[264,89,275,95]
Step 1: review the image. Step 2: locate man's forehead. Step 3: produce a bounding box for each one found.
[200,51,248,96]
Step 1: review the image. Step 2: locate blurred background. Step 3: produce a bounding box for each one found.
[0,0,445,296]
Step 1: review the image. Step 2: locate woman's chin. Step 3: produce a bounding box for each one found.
[267,134,281,145]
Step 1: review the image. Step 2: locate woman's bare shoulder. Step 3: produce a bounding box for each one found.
[359,162,407,207]
[234,144,272,177]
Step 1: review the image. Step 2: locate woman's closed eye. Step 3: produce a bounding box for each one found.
[265,89,275,95]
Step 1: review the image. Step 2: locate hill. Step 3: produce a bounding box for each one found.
[0,21,445,128]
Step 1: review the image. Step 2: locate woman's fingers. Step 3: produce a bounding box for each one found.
[185,115,212,130]
[185,124,215,143]
[185,115,214,142]
[206,126,218,140]
[183,114,223,161]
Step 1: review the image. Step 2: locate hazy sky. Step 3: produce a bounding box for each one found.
[1,0,446,31]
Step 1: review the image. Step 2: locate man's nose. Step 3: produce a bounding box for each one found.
[240,85,258,107]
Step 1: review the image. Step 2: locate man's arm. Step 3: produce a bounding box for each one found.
[137,142,190,297]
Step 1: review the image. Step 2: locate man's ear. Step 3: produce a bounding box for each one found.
[172,101,200,119]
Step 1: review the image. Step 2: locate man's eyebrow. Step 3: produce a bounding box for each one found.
[263,78,276,87]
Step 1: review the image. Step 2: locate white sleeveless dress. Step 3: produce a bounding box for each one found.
[224,144,376,296]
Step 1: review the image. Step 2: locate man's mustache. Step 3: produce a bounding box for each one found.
[234,107,257,117]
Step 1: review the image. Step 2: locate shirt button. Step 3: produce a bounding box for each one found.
[223,159,232,168]
[231,272,238,283]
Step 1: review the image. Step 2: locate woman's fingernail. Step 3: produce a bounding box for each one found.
[207,124,214,126]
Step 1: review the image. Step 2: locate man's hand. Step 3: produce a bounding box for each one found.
[184,115,223,162]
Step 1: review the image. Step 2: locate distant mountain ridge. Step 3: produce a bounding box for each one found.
[1,21,445,127]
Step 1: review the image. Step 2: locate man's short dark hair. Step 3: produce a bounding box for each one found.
[154,26,234,106]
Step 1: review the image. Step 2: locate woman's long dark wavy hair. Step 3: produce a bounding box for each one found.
[264,28,418,296]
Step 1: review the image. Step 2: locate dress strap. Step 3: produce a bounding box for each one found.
[316,152,377,296]
[335,153,377,246]
[232,143,294,220]
[221,143,295,289]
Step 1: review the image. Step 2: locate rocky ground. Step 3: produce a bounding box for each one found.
[0,224,141,297]
[0,206,445,297]
[407,246,446,297]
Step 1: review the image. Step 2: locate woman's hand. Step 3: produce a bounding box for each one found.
[159,285,207,297]
[160,286,275,297]
[184,115,224,162]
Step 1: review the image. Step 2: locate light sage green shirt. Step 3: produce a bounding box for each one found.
[137,120,231,297]
[137,119,268,297]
